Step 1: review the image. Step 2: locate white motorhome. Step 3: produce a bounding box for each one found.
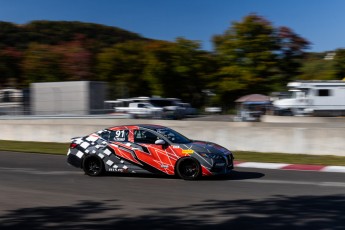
[273,80,345,116]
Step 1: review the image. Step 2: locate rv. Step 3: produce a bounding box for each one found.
[273,80,345,116]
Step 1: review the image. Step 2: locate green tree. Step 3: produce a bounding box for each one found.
[298,52,336,80]
[96,41,149,98]
[334,49,345,79]
[142,40,172,97]
[212,14,309,106]
[213,14,278,105]
[172,37,216,105]
[0,21,26,48]
[144,38,216,106]
[0,47,22,87]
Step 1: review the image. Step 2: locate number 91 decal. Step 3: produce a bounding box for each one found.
[114,130,128,141]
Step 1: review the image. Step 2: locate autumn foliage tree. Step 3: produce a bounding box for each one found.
[276,26,310,84]
[0,20,148,87]
[22,37,93,84]
[55,37,92,81]
[22,43,64,83]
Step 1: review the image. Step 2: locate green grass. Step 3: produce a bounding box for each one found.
[0,140,69,155]
[235,151,345,166]
[1,140,345,166]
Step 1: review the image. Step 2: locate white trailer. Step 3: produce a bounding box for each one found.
[273,80,345,116]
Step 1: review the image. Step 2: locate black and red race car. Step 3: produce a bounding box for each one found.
[67,124,234,180]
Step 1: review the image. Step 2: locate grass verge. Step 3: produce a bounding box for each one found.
[235,151,345,166]
[1,140,345,166]
[0,140,69,155]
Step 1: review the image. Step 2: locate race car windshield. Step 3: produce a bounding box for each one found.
[155,128,192,144]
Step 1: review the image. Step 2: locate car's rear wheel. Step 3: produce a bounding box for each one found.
[82,155,104,176]
[176,157,201,180]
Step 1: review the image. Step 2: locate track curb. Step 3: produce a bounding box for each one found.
[234,161,345,173]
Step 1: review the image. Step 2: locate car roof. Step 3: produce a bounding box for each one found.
[108,124,167,131]
[138,124,167,130]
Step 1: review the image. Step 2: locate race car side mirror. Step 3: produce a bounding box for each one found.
[155,139,166,145]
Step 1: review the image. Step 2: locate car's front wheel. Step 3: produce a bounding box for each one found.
[82,155,104,176]
[175,157,201,180]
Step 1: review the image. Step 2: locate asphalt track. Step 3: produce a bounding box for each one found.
[0,151,345,230]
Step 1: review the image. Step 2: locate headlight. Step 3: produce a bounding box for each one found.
[200,153,223,159]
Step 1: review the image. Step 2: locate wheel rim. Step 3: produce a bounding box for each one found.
[180,160,200,178]
[85,158,101,175]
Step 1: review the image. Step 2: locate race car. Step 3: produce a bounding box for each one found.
[67,124,234,180]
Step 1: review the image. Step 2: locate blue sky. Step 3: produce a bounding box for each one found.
[0,0,344,52]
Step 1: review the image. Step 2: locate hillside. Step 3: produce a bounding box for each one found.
[0,20,150,50]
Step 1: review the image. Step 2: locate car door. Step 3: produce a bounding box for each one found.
[132,129,176,175]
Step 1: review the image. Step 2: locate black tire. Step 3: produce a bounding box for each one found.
[82,155,104,176]
[175,157,202,180]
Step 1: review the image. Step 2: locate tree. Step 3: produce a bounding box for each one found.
[276,26,310,85]
[55,37,93,81]
[96,41,149,98]
[143,38,216,106]
[24,21,147,49]
[213,14,278,105]
[0,47,22,87]
[212,14,309,106]
[142,40,173,97]
[171,37,216,105]
[22,43,65,83]
[0,21,26,48]
[298,52,336,80]
[0,20,151,88]
[334,49,345,79]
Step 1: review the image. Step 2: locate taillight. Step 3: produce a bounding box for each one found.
[70,143,78,149]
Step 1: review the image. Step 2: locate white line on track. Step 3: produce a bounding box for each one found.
[236,162,345,173]
[239,179,345,188]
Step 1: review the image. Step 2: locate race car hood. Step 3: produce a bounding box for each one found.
[181,140,231,156]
